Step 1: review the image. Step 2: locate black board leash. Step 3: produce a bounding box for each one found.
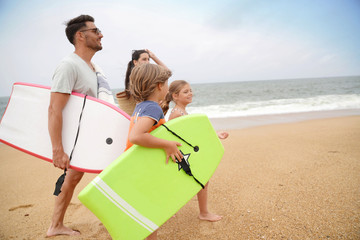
[161,124,205,189]
[161,124,199,152]
[177,155,205,189]
[53,95,87,196]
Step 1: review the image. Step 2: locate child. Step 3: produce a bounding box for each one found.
[162,80,229,222]
[126,63,183,240]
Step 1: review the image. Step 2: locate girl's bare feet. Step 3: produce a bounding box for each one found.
[46,225,80,237]
[198,212,222,222]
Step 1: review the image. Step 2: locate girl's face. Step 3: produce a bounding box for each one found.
[173,84,193,105]
[133,53,150,66]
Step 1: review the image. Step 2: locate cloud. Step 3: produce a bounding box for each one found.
[0,0,359,97]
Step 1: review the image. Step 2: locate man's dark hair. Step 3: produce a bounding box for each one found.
[65,15,94,45]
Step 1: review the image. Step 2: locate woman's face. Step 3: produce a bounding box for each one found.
[133,53,150,66]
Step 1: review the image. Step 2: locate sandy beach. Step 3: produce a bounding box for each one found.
[0,114,359,239]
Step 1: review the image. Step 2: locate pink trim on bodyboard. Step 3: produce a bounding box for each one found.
[0,139,102,173]
[0,139,53,163]
[1,82,130,174]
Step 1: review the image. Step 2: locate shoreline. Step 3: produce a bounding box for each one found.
[209,108,360,130]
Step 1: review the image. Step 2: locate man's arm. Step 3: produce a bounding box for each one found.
[48,92,71,170]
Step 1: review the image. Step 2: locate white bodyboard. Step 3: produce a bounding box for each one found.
[0,83,130,173]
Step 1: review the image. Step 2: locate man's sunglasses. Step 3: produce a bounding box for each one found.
[80,28,101,35]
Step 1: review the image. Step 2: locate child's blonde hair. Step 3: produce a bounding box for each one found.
[129,63,172,103]
[161,80,189,115]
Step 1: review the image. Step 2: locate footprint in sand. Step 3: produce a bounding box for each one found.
[69,202,82,210]
[8,204,34,211]
[199,221,217,236]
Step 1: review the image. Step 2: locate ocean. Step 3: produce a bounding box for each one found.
[185,76,360,118]
[1,76,359,121]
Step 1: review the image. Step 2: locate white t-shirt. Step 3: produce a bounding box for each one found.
[51,53,98,97]
[51,53,116,105]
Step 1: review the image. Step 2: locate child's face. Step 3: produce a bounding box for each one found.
[174,84,193,105]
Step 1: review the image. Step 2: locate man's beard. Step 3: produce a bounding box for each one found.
[92,45,103,51]
[86,37,102,51]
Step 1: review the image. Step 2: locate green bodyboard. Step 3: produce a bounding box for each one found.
[78,114,224,239]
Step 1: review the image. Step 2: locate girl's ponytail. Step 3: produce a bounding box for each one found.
[161,92,173,115]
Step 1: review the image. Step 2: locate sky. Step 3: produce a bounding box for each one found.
[0,0,359,96]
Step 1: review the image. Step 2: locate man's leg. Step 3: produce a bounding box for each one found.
[47,169,84,236]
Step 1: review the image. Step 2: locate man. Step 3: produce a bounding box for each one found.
[47,14,113,236]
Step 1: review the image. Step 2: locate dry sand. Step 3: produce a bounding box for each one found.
[0,115,359,239]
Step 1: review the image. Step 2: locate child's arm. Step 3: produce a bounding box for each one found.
[168,110,182,121]
[129,117,183,164]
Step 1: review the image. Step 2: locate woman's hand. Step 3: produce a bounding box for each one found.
[145,49,155,59]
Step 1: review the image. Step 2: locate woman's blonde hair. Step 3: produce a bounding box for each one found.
[129,63,172,103]
[161,80,189,115]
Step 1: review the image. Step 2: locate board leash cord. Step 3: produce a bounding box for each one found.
[53,95,88,196]
[161,124,205,189]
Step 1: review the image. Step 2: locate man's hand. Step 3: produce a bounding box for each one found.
[52,149,70,170]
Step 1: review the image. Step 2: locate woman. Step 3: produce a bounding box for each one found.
[116,49,168,115]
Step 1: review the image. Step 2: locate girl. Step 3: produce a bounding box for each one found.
[162,80,229,222]
[117,49,168,116]
[126,63,182,240]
